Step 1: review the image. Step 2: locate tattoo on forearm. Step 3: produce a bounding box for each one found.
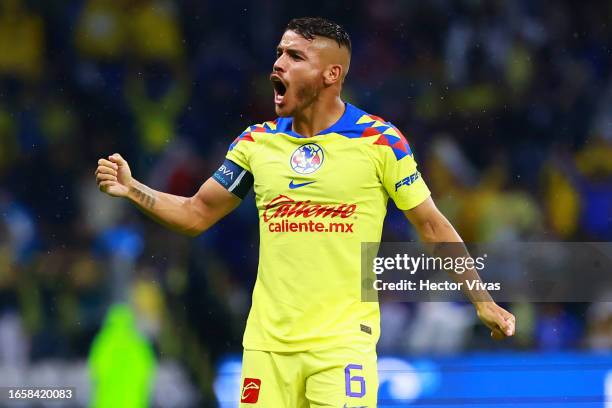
[130,185,156,209]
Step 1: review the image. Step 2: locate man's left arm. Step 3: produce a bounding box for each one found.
[404,196,516,340]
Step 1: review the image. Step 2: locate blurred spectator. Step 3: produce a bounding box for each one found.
[89,304,156,408]
[127,0,185,62]
[125,62,189,158]
[75,0,128,61]
[0,311,28,367]
[586,301,612,350]
[0,0,44,80]
[406,303,476,354]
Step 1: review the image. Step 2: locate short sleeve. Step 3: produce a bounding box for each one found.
[226,126,255,172]
[378,127,431,210]
[212,126,259,199]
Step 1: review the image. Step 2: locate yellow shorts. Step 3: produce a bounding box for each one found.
[239,345,378,407]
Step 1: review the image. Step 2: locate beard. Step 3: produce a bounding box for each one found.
[278,79,322,117]
[295,80,321,112]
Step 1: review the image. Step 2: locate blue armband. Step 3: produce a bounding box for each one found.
[212,159,254,199]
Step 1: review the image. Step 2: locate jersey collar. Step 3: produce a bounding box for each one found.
[276,102,362,138]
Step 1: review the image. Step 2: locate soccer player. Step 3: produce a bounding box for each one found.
[95,17,515,407]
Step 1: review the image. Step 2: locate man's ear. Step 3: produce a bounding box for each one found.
[323,64,343,86]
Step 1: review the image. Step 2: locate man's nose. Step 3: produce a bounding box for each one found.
[273,55,286,72]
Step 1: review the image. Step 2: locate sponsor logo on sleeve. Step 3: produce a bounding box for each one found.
[395,171,420,191]
[218,164,235,180]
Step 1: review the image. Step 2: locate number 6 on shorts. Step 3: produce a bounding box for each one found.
[344,364,366,397]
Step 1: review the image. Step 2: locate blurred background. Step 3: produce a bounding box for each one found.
[0,0,611,406]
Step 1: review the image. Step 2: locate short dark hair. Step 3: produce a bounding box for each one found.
[286,17,351,53]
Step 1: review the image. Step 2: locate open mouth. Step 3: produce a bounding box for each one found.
[270,75,287,104]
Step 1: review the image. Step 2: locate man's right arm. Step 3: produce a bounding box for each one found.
[95,153,241,237]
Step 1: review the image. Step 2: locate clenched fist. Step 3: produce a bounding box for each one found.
[95,153,133,197]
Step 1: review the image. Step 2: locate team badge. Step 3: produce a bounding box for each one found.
[290,143,324,174]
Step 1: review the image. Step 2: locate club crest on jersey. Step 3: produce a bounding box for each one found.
[290,143,324,174]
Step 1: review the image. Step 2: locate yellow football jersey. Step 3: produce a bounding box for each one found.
[224,103,430,352]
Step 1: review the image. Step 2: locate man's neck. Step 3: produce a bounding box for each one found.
[292,97,345,138]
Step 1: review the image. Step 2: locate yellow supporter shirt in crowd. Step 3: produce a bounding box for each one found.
[222,103,430,352]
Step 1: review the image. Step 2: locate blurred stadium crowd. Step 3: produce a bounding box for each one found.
[0,0,611,404]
